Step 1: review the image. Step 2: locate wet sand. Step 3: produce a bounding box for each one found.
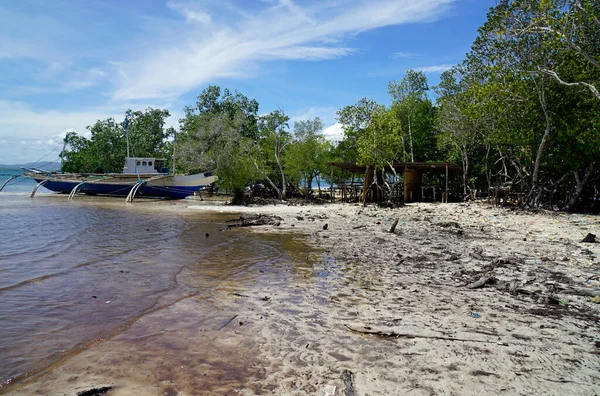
[7,200,600,395]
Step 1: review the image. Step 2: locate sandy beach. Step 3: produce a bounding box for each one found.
[8,200,600,395]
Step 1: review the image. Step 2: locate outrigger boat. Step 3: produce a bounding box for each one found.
[19,158,217,201]
[1,120,217,201]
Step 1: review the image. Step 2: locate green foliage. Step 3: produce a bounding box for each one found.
[356,106,400,168]
[60,108,172,173]
[388,70,431,162]
[336,98,379,164]
[57,3,600,212]
[284,118,332,193]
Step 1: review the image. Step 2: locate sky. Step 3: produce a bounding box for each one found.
[0,0,497,164]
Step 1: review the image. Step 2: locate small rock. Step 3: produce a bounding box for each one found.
[205,233,210,237]
[582,233,597,243]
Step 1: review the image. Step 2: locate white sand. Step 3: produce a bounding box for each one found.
[10,200,600,395]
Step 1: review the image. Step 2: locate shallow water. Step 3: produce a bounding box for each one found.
[0,194,304,393]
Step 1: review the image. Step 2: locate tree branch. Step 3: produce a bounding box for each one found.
[541,69,600,101]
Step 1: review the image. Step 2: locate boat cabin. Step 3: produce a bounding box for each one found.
[122,158,169,174]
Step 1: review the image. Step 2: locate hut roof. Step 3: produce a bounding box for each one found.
[329,162,462,173]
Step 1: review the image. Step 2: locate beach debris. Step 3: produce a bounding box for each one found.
[471,312,481,319]
[344,324,491,343]
[323,385,336,396]
[77,386,113,396]
[105,301,110,304]
[467,275,497,289]
[229,292,250,298]
[389,219,399,233]
[341,369,356,396]
[226,214,283,228]
[541,295,560,305]
[218,314,239,330]
[581,233,597,243]
[437,221,461,228]
[261,296,271,301]
[323,223,328,230]
[205,233,210,237]
[590,296,600,304]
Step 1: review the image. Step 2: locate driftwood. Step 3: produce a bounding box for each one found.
[389,219,399,233]
[77,387,113,396]
[218,314,239,330]
[467,275,497,289]
[229,292,250,298]
[341,370,356,396]
[226,214,283,228]
[345,324,496,344]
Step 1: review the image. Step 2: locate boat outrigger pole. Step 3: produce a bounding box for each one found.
[30,179,48,198]
[0,174,20,192]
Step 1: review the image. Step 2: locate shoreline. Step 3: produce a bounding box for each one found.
[8,199,600,395]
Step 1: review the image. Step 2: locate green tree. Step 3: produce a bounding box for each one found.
[284,117,332,196]
[60,108,174,174]
[356,106,402,202]
[388,70,429,162]
[255,110,291,199]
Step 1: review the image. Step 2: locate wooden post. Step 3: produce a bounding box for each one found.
[445,165,449,203]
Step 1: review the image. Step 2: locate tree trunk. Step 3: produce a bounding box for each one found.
[564,163,594,211]
[253,159,282,200]
[362,166,374,205]
[305,176,313,198]
[408,112,414,162]
[316,175,322,198]
[274,143,287,198]
[484,143,492,192]
[461,145,469,198]
[529,75,551,206]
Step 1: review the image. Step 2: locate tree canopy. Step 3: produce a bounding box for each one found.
[59,1,599,210]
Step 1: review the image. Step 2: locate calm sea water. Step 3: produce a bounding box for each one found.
[0,169,51,195]
[0,193,300,392]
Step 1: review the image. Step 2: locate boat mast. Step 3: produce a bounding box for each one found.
[172,131,177,175]
[124,117,130,157]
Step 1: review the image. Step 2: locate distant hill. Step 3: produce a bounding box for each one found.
[0,161,61,171]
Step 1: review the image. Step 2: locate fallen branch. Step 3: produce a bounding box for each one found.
[229,292,250,298]
[218,314,239,330]
[341,370,356,396]
[345,324,496,344]
[467,275,497,289]
[389,219,399,233]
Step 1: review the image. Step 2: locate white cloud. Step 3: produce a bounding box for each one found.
[390,51,417,59]
[264,46,355,61]
[62,68,108,91]
[415,64,454,73]
[167,1,213,25]
[322,122,344,142]
[113,0,455,100]
[0,100,184,163]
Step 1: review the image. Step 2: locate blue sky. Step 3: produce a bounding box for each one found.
[0,0,496,164]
